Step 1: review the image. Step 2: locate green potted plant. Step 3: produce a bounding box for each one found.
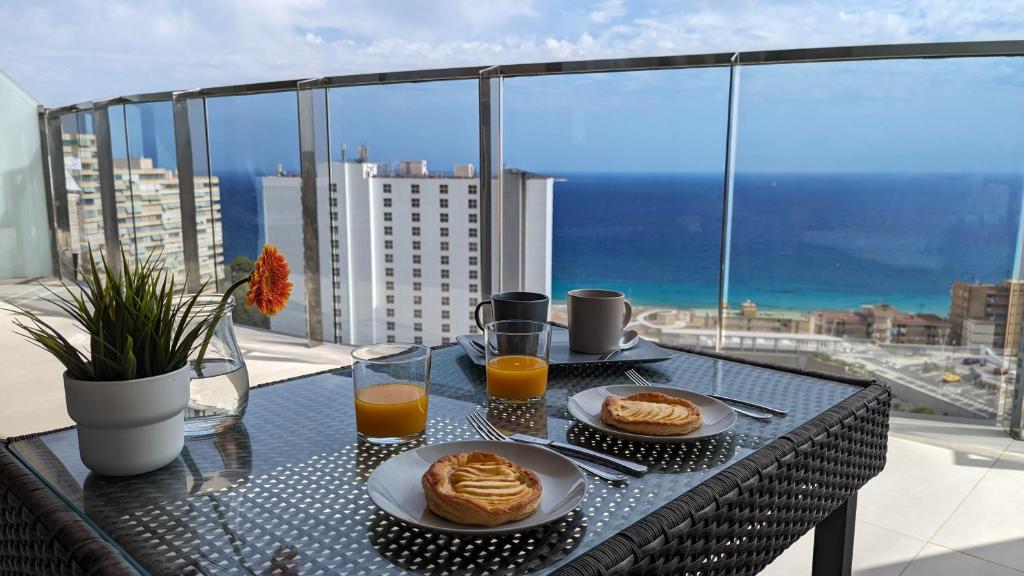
[9,246,292,476]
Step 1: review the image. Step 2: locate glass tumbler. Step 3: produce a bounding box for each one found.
[185,294,250,437]
[485,320,552,402]
[352,343,431,445]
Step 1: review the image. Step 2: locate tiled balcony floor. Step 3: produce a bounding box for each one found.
[2,281,1022,575]
[761,415,1024,576]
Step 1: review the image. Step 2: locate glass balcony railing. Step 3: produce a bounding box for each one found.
[206,91,301,330]
[120,101,189,285]
[503,67,731,345]
[59,110,106,275]
[325,79,482,346]
[722,57,1024,423]
[0,69,51,278]
[7,41,1024,435]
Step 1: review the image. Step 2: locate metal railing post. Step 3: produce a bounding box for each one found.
[44,112,75,279]
[478,69,497,299]
[172,90,203,293]
[716,54,740,353]
[297,79,325,344]
[92,100,122,275]
[1011,336,1024,438]
[38,108,61,278]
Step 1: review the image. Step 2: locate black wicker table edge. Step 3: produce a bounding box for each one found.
[549,341,892,575]
[0,442,140,575]
[1,339,891,576]
[553,380,891,575]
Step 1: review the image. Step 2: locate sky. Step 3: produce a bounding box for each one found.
[5,0,1024,173]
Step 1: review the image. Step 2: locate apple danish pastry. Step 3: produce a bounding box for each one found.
[601,392,703,435]
[422,451,542,526]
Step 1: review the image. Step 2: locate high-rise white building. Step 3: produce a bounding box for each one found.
[262,159,554,346]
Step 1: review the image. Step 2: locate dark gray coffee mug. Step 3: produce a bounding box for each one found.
[475,292,549,330]
[567,289,632,354]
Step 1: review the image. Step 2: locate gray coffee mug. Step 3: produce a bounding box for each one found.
[567,289,632,354]
[475,292,550,331]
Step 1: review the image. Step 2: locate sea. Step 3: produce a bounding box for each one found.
[220,171,1024,317]
[218,171,265,266]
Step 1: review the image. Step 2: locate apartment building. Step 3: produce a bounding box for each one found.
[262,157,554,345]
[62,132,224,282]
[948,280,1024,352]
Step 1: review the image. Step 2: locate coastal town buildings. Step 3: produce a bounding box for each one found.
[815,303,949,345]
[636,300,952,348]
[262,155,554,345]
[687,300,816,334]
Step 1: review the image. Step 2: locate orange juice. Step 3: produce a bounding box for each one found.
[354,383,428,438]
[486,355,548,400]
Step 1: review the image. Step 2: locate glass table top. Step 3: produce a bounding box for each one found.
[9,344,862,575]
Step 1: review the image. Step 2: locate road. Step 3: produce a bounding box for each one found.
[835,344,1002,419]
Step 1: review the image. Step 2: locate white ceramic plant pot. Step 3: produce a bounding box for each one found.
[64,364,190,476]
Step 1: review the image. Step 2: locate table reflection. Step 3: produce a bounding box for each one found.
[82,425,255,572]
[485,396,548,437]
[356,436,425,480]
[566,422,739,474]
[368,507,587,575]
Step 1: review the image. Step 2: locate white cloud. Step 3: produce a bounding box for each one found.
[590,0,626,23]
[1,0,1023,106]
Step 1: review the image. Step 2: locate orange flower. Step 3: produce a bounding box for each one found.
[247,245,292,316]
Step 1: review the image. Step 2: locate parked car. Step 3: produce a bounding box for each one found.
[961,357,982,365]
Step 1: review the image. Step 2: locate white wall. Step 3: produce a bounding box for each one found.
[262,175,307,338]
[0,69,52,278]
[369,175,480,345]
[524,177,553,296]
[342,162,377,344]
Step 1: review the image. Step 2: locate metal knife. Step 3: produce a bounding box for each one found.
[509,433,648,476]
[709,394,789,416]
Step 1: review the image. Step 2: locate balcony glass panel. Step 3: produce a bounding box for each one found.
[503,68,731,346]
[118,101,191,285]
[60,110,105,276]
[726,57,1024,422]
[183,98,224,286]
[206,92,304,333]
[0,70,50,278]
[326,80,479,346]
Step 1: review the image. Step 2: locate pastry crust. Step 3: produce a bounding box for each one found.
[421,451,542,526]
[601,392,703,436]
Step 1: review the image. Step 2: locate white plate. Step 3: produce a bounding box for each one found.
[367,440,587,535]
[566,385,737,443]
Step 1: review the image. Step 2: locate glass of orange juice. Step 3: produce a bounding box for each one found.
[352,343,430,445]
[485,320,552,402]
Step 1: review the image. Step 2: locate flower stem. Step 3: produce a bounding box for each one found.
[195,275,252,366]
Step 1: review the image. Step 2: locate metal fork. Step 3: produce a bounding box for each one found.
[624,369,774,421]
[465,412,628,482]
[626,368,787,415]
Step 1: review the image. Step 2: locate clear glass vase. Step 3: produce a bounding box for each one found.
[185,294,250,437]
